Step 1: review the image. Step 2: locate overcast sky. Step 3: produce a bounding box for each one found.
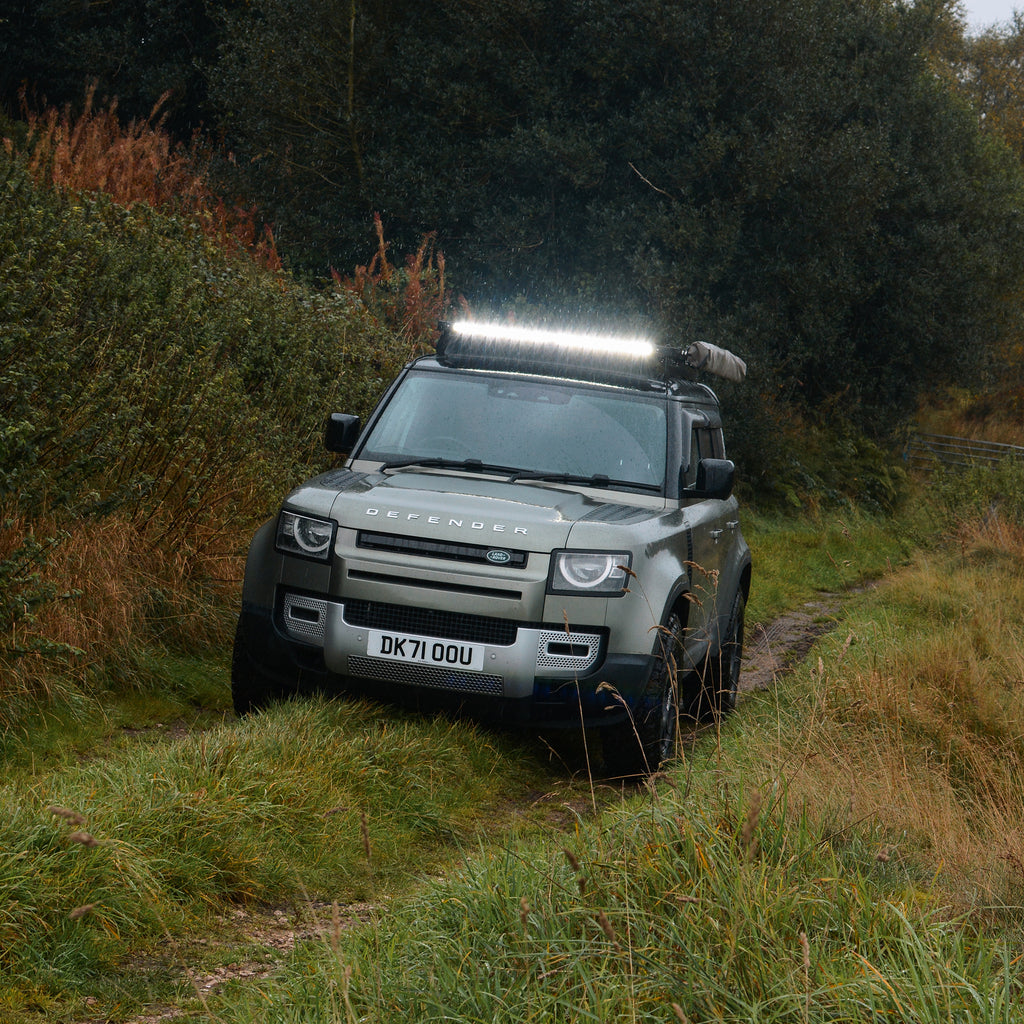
[961,0,1019,32]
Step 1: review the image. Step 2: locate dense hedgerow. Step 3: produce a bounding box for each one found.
[0,151,409,517]
[0,149,423,704]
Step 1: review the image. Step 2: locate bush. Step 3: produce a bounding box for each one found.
[930,457,1024,531]
[731,400,908,514]
[0,148,426,707]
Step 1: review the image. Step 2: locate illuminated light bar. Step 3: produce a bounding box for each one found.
[437,320,745,386]
[451,320,656,360]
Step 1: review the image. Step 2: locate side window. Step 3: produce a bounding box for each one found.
[694,426,725,460]
[685,427,709,485]
[711,427,726,459]
[694,427,713,461]
[685,425,726,486]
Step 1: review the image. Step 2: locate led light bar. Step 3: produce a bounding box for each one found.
[436,319,661,386]
[434,319,746,387]
[451,320,656,360]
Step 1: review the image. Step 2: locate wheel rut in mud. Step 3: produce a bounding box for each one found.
[739,591,857,695]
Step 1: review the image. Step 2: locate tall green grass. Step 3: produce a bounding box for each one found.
[0,698,561,1015]
[4,490,1024,1023]
[238,788,1017,1024]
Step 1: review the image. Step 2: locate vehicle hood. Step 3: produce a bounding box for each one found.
[283,468,662,550]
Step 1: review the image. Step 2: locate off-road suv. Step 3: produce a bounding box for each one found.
[233,321,752,775]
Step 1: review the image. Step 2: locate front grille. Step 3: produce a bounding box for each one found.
[357,530,528,568]
[346,570,521,600]
[347,656,503,696]
[343,600,518,646]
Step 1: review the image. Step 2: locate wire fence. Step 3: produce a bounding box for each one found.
[904,432,1024,471]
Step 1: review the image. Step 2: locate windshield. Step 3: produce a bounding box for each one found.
[358,369,667,490]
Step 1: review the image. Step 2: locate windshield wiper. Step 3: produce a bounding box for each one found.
[508,469,662,492]
[379,457,524,476]
[378,459,661,491]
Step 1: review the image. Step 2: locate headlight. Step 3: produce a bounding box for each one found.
[548,550,631,595]
[276,511,336,562]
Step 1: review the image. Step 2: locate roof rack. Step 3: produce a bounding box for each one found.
[435,321,746,385]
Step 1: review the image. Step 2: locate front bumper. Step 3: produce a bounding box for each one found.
[237,591,656,728]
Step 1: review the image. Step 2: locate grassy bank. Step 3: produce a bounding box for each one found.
[2,701,562,1013]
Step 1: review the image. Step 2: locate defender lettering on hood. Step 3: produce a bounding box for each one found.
[364,507,528,535]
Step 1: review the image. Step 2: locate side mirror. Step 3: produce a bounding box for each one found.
[324,413,361,455]
[688,458,735,500]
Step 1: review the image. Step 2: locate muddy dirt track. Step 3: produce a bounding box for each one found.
[740,592,852,694]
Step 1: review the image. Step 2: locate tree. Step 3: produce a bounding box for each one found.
[623,0,1024,422]
[952,12,1024,162]
[7,0,1021,438]
[210,0,1024,433]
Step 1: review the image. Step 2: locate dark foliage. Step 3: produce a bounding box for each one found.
[4,0,1024,476]
[207,0,1024,437]
[0,0,227,136]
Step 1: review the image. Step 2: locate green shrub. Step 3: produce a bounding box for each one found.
[0,149,421,700]
[930,457,1024,530]
[0,151,412,526]
[733,404,908,514]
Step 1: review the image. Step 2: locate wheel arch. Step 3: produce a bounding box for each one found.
[657,577,694,637]
[739,557,752,604]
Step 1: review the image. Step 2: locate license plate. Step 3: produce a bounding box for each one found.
[367,630,485,672]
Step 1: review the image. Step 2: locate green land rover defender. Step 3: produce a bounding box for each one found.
[232,321,752,776]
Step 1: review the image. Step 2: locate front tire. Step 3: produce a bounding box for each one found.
[231,616,281,715]
[602,611,684,778]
